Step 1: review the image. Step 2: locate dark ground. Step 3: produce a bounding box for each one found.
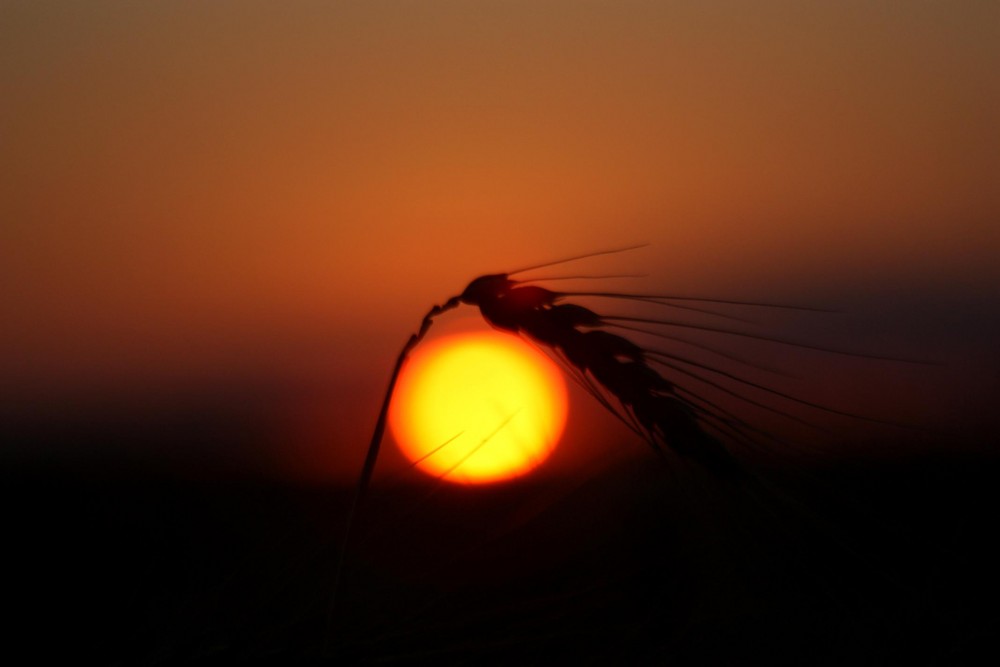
[7,451,1000,665]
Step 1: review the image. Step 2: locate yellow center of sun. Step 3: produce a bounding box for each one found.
[389,330,568,484]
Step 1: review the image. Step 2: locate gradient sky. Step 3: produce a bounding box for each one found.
[3,2,998,481]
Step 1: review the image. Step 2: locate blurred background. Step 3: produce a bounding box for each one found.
[3,1,998,662]
[3,0,998,479]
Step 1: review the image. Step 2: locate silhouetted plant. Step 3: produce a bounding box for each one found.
[326,245,921,653]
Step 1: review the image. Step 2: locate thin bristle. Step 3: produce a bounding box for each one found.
[409,431,464,467]
[437,410,521,481]
[611,321,794,376]
[647,355,835,433]
[562,291,757,323]
[506,243,649,276]
[565,291,837,313]
[518,273,648,281]
[647,348,906,427]
[605,316,934,364]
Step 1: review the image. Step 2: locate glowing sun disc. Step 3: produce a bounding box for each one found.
[389,330,568,484]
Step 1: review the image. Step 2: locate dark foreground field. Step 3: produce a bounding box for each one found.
[8,452,1000,665]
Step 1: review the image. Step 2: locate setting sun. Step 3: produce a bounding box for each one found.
[389,330,568,484]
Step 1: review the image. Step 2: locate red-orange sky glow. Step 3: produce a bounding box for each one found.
[2,2,998,482]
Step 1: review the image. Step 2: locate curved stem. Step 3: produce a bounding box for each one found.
[325,296,460,655]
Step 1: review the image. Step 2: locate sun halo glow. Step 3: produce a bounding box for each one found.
[389,331,568,485]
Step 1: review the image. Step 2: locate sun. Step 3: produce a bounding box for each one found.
[389,330,568,484]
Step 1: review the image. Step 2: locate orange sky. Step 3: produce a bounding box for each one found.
[2,2,998,480]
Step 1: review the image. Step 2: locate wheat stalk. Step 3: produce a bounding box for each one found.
[324,244,923,653]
